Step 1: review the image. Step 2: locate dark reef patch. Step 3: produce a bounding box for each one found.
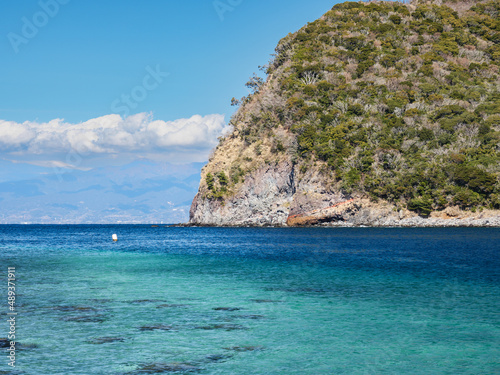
[87,337,125,344]
[127,362,201,374]
[195,323,247,331]
[212,307,241,311]
[139,324,174,332]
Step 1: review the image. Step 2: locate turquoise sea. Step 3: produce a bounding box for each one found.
[0,225,499,374]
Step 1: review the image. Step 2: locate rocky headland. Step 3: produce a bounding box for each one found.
[189,0,500,227]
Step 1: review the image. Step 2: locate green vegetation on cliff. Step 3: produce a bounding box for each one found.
[222,0,500,214]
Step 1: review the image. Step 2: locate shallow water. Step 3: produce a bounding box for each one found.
[0,225,499,374]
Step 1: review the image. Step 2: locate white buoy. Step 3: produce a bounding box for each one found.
[112,234,118,242]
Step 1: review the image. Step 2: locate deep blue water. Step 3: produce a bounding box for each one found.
[0,225,499,374]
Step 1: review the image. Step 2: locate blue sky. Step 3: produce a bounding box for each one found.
[0,0,341,223]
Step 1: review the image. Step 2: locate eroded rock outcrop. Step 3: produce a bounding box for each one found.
[190,159,347,226]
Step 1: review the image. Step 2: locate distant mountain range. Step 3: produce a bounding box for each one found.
[0,160,202,223]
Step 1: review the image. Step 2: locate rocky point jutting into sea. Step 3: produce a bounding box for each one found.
[190,0,500,227]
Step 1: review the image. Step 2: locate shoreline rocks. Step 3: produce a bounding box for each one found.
[189,156,500,228]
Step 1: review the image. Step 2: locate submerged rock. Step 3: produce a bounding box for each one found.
[52,305,97,312]
[0,338,10,348]
[128,362,201,374]
[60,315,107,323]
[87,337,125,344]
[230,314,265,320]
[250,299,282,303]
[205,353,233,362]
[195,324,247,331]
[223,346,265,352]
[212,307,241,311]
[0,338,38,350]
[139,324,174,332]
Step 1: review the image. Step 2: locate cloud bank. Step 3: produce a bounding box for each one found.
[0,113,230,168]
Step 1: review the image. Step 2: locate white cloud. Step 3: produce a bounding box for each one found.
[0,113,230,167]
[0,121,36,149]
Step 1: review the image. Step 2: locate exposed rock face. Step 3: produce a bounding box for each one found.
[190,178,500,226]
[190,162,291,226]
[190,160,345,226]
